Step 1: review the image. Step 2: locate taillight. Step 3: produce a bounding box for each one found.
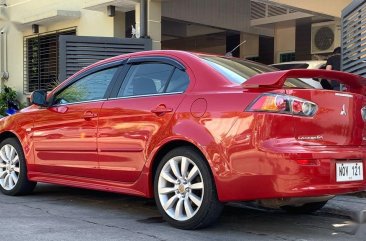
[247,93,317,117]
[362,107,366,121]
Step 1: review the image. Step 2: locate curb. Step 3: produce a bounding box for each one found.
[322,196,366,223]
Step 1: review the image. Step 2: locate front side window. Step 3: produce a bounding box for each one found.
[53,67,118,105]
[118,63,175,97]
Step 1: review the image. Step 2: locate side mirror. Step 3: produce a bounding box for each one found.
[30,90,48,107]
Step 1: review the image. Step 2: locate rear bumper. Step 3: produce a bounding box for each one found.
[216,145,366,202]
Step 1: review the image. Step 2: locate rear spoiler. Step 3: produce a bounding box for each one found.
[242,69,366,95]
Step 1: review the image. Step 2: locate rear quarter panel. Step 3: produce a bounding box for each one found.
[142,89,264,199]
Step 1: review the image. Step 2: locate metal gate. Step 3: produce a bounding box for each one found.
[341,0,366,77]
[23,28,76,93]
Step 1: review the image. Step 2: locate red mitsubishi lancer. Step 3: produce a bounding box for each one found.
[0,50,365,229]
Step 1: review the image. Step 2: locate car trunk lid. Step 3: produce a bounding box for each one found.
[243,69,366,146]
[286,89,366,146]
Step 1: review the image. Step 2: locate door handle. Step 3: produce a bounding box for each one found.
[83,111,98,120]
[151,105,173,115]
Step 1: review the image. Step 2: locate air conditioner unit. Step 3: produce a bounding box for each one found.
[311,21,341,54]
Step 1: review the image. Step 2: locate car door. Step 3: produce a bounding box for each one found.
[32,65,121,178]
[97,58,190,182]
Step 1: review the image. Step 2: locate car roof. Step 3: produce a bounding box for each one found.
[52,50,234,95]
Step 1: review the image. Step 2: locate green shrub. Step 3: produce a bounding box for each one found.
[0,86,21,116]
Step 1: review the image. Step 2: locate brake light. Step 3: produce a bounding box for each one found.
[247,93,317,117]
[362,107,366,121]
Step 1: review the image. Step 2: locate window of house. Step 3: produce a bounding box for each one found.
[246,56,260,62]
[53,67,118,105]
[279,52,296,63]
[24,29,76,93]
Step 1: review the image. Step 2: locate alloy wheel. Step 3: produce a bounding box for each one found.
[0,144,20,191]
[158,156,204,221]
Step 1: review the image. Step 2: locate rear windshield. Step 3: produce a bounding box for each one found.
[200,56,313,89]
[271,63,309,70]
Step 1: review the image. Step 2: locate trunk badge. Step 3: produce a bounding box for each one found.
[298,135,323,141]
[340,104,347,116]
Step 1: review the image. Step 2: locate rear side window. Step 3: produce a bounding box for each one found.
[118,63,174,97]
[166,69,189,93]
[118,62,190,97]
[54,67,118,105]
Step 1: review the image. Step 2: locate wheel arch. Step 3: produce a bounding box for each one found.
[0,131,21,145]
[0,131,29,164]
[148,138,218,197]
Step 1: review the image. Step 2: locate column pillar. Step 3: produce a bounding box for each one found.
[147,0,161,50]
[135,2,141,37]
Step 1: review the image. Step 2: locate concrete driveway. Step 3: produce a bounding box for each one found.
[0,183,364,241]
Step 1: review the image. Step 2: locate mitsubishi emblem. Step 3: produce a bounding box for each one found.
[340,104,347,116]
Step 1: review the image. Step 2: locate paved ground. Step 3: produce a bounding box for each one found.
[0,183,365,241]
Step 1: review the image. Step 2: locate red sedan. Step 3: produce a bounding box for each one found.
[0,50,365,229]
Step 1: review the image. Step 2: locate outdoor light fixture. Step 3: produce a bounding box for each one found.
[107,5,115,17]
[32,24,39,34]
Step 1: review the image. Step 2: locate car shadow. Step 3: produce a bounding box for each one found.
[19,183,362,240]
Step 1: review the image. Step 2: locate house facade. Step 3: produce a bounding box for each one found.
[0,0,353,101]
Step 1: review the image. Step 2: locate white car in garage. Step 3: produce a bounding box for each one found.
[271,60,326,89]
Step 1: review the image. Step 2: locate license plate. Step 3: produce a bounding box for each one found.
[336,162,363,182]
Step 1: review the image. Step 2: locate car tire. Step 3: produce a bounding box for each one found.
[154,146,223,230]
[0,138,36,196]
[281,201,328,214]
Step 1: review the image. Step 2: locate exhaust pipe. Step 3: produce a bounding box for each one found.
[257,195,335,209]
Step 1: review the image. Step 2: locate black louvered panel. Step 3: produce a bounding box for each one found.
[58,36,152,81]
[341,0,366,77]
